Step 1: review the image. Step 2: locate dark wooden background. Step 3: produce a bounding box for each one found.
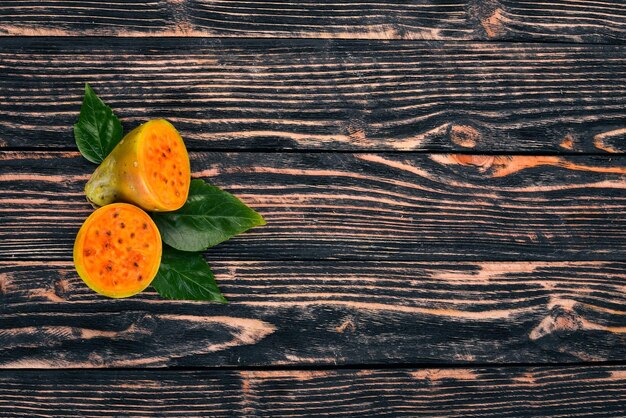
[1,1,625,416]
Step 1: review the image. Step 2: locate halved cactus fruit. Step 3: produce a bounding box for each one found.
[85,119,191,212]
[73,203,162,298]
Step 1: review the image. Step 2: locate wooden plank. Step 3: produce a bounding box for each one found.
[1,152,625,262]
[1,38,626,153]
[0,0,624,43]
[1,366,625,416]
[1,260,624,367]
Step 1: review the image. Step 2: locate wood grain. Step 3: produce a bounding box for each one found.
[1,0,623,406]
[1,366,625,416]
[1,260,625,367]
[1,152,625,262]
[0,0,624,43]
[1,38,626,152]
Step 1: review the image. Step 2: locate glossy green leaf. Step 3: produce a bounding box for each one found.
[152,246,227,302]
[152,179,266,252]
[73,83,123,164]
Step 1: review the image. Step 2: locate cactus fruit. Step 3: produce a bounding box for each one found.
[73,203,162,298]
[85,119,191,212]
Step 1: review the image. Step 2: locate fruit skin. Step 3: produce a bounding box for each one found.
[85,119,190,212]
[73,203,162,298]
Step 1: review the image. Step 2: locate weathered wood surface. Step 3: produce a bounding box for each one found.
[1,260,624,367]
[0,0,625,43]
[1,152,625,262]
[1,366,625,416]
[1,39,626,153]
[0,4,624,414]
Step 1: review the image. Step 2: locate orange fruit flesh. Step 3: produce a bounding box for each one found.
[74,203,161,298]
[140,123,190,211]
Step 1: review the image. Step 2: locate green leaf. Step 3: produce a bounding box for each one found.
[73,83,123,164]
[152,246,227,302]
[152,179,266,252]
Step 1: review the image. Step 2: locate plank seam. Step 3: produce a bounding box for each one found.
[1,148,625,157]
[0,35,624,46]
[3,360,626,373]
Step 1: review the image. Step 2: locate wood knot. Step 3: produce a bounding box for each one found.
[560,133,575,150]
[593,128,626,153]
[0,273,9,295]
[450,155,495,171]
[482,8,505,38]
[466,0,506,38]
[54,278,72,299]
[335,318,356,333]
[529,307,582,341]
[348,127,367,143]
[450,125,480,148]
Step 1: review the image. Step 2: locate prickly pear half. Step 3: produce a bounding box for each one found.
[85,119,191,212]
[74,203,162,298]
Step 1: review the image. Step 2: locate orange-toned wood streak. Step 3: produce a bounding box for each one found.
[0,0,624,42]
[0,260,624,367]
[1,152,624,262]
[1,39,625,152]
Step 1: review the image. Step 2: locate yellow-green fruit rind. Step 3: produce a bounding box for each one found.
[85,119,190,212]
[74,203,162,298]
